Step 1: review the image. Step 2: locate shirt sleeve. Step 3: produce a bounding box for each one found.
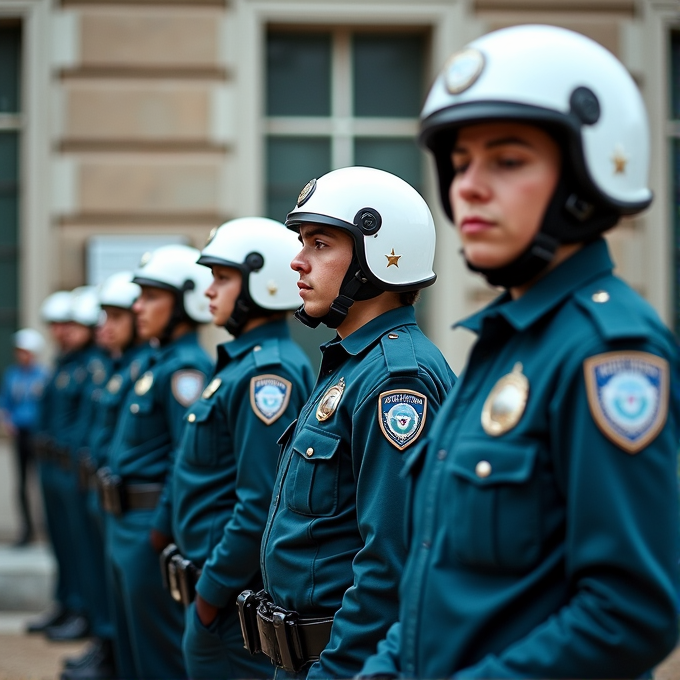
[455,339,680,679]
[152,365,208,536]
[359,621,402,678]
[308,373,446,680]
[196,368,308,608]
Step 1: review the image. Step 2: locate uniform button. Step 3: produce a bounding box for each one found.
[437,449,447,460]
[388,334,399,339]
[592,290,610,303]
[188,413,196,423]
[130,404,139,414]
[254,345,262,352]
[306,447,314,457]
[422,540,430,549]
[475,460,492,478]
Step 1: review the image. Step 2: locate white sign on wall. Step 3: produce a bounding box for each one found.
[87,234,190,285]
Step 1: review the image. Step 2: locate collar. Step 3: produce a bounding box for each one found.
[218,318,290,363]
[457,238,614,335]
[321,306,417,360]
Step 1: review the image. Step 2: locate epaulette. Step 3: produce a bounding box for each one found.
[253,338,282,369]
[573,277,658,342]
[381,328,419,377]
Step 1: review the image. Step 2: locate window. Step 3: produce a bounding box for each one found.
[0,22,21,374]
[265,28,428,362]
[672,31,680,335]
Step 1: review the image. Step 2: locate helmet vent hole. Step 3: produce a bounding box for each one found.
[569,87,600,125]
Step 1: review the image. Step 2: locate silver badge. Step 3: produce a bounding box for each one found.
[444,48,485,94]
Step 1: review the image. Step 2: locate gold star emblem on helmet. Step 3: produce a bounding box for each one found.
[267,280,278,295]
[385,248,401,268]
[612,146,628,174]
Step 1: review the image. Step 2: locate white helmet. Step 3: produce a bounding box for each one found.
[41,291,73,323]
[14,328,45,354]
[98,271,140,310]
[70,286,101,327]
[198,217,301,336]
[133,244,212,324]
[419,24,651,288]
[286,166,436,328]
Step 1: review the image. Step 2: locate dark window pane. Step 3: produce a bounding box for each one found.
[353,34,424,118]
[354,137,423,194]
[266,136,331,221]
[267,33,331,117]
[0,25,21,113]
[672,32,680,120]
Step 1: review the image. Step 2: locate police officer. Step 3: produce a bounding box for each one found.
[42,287,104,642]
[159,218,314,679]
[360,25,680,679]
[104,246,213,680]
[61,272,145,680]
[249,167,455,679]
[27,291,75,634]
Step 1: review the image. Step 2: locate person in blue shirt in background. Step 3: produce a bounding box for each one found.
[161,217,314,679]
[0,328,48,547]
[360,25,680,679]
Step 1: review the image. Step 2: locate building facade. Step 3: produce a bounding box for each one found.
[0,0,677,372]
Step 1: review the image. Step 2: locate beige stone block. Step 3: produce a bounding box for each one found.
[79,8,222,67]
[64,82,211,140]
[475,0,634,12]
[78,157,222,213]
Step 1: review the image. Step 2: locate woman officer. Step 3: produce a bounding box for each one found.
[361,25,680,679]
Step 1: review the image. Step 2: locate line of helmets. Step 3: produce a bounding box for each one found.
[40,24,649,335]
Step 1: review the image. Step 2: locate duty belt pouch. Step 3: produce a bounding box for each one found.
[97,468,124,516]
[237,590,264,655]
[176,558,200,606]
[160,544,179,592]
[273,610,305,673]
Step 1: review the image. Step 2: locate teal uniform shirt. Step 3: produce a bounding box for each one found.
[88,345,149,471]
[261,305,455,679]
[167,319,314,605]
[361,238,680,679]
[108,332,212,498]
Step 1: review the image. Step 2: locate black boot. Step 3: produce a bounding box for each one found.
[45,612,90,641]
[26,604,68,633]
[60,638,116,680]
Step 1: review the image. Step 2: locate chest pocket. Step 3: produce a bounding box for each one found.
[126,393,165,447]
[287,425,341,517]
[183,399,230,467]
[447,439,541,572]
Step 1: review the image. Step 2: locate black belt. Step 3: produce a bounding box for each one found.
[96,468,162,516]
[237,590,334,673]
[159,544,201,606]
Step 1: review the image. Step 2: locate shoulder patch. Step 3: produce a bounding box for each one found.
[171,370,205,407]
[250,374,292,425]
[378,389,428,451]
[584,351,669,454]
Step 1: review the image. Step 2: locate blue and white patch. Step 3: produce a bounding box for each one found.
[171,370,205,407]
[250,374,292,425]
[378,389,428,451]
[584,351,669,454]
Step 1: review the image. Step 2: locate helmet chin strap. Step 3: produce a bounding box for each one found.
[294,252,382,330]
[463,170,618,289]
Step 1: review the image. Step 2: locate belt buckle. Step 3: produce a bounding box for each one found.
[273,609,305,673]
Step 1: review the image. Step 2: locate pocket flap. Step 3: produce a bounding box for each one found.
[185,398,216,424]
[451,439,538,486]
[292,425,341,461]
[277,418,297,446]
